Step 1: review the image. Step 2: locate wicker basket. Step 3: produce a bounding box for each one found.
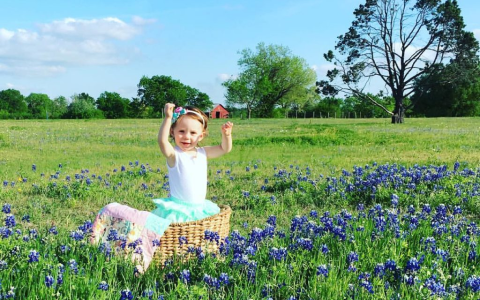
[154,205,231,265]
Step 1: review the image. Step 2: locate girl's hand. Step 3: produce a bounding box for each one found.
[221,122,233,136]
[164,103,175,119]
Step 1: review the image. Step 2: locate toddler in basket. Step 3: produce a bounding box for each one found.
[91,103,233,270]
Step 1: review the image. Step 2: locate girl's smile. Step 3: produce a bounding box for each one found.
[171,115,205,154]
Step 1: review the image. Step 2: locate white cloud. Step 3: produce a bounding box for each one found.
[0,28,15,41]
[0,17,153,77]
[216,73,236,82]
[132,16,157,26]
[37,17,140,40]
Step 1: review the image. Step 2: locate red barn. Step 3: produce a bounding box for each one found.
[209,104,229,119]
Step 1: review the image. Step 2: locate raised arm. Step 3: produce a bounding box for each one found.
[204,121,233,159]
[158,103,176,167]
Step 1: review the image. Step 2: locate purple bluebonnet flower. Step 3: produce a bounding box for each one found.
[405,257,421,273]
[269,247,288,261]
[120,288,133,300]
[205,230,220,244]
[142,289,153,299]
[107,229,119,241]
[78,220,93,233]
[246,245,256,256]
[0,260,8,270]
[70,230,84,241]
[32,164,36,171]
[69,259,78,274]
[266,215,277,227]
[391,194,399,207]
[247,261,257,283]
[317,265,328,277]
[347,251,359,264]
[5,214,15,228]
[297,238,313,251]
[204,274,220,290]
[2,204,11,214]
[322,244,329,254]
[152,239,160,247]
[28,250,40,263]
[180,269,191,284]
[30,228,38,238]
[98,242,112,258]
[423,274,446,296]
[98,281,109,291]
[466,275,480,292]
[178,236,188,246]
[45,275,54,288]
[374,263,385,278]
[468,250,476,261]
[270,195,276,204]
[219,273,230,285]
[435,249,449,262]
[60,245,70,253]
[358,272,374,294]
[49,226,58,235]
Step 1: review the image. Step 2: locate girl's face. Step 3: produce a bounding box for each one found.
[171,115,205,152]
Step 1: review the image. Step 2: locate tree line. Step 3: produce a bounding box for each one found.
[1,0,479,121]
[0,75,215,120]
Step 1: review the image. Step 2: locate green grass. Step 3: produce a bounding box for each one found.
[1,117,480,299]
[1,117,479,230]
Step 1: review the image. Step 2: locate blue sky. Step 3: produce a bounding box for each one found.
[1,0,479,105]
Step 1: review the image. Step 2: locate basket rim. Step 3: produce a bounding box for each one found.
[167,204,231,227]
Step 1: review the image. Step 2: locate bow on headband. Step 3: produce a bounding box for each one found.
[171,107,205,127]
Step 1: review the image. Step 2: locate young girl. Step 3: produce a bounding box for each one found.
[91,103,233,270]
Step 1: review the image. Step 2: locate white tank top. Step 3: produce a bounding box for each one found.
[167,146,207,203]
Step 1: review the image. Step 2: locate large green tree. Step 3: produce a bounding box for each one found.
[317,0,479,123]
[0,89,27,117]
[412,63,480,116]
[223,43,317,118]
[50,96,68,119]
[66,93,102,119]
[137,75,213,117]
[223,74,257,119]
[25,93,52,118]
[96,91,131,119]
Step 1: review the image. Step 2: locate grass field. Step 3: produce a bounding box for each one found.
[1,117,479,228]
[1,117,480,299]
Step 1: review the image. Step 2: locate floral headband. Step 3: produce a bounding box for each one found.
[172,107,205,127]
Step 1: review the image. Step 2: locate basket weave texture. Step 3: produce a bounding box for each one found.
[154,204,231,264]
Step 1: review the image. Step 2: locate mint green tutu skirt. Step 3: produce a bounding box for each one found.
[150,197,220,223]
